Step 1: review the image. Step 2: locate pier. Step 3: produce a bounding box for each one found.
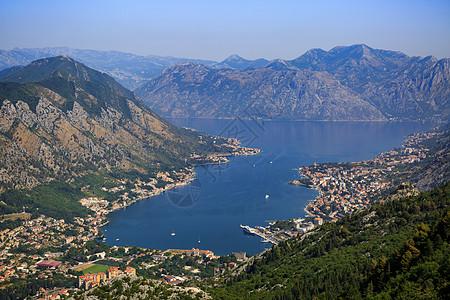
[240,225,279,245]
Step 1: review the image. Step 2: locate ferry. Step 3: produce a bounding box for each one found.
[240,224,255,235]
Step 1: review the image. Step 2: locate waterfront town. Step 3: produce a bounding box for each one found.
[290,130,442,220]
[0,140,260,298]
[0,207,235,298]
[78,168,197,216]
[0,129,443,298]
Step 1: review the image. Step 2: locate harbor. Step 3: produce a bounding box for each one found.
[240,225,279,245]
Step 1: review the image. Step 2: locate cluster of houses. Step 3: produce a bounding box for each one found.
[297,130,439,220]
[78,266,136,289]
[184,248,220,260]
[79,197,109,214]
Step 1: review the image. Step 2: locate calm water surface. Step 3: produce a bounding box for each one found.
[102,120,435,255]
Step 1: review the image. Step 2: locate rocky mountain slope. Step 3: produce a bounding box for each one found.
[0,47,217,89]
[0,56,229,190]
[212,54,269,70]
[136,45,450,121]
[135,62,386,120]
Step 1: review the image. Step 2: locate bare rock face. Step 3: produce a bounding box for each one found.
[136,45,449,122]
[67,101,88,129]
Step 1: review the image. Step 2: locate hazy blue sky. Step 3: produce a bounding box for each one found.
[1,0,449,61]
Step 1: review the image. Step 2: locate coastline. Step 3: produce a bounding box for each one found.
[100,147,261,217]
[89,146,262,248]
[291,128,442,221]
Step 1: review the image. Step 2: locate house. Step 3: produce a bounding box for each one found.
[125,266,136,276]
[107,266,122,279]
[313,217,323,226]
[37,260,62,269]
[232,252,247,261]
[162,275,181,285]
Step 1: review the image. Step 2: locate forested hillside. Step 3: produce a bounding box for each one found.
[210,182,450,299]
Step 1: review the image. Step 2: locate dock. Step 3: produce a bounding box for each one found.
[240,225,279,245]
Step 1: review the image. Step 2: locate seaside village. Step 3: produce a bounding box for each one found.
[79,169,196,215]
[0,164,245,298]
[0,130,441,298]
[291,130,440,220]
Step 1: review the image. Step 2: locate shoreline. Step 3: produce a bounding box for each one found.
[101,148,261,217]
[292,128,442,221]
[96,148,261,245]
[169,117,443,123]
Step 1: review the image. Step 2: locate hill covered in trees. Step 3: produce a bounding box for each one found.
[208,182,450,299]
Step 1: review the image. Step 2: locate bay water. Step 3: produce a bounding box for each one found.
[102,120,435,255]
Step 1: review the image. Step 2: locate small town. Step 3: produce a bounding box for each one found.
[0,142,260,298]
[0,206,240,299]
[290,130,441,219]
[240,216,324,245]
[78,168,197,216]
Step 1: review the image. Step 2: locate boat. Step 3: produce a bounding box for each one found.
[115,238,119,241]
[171,232,175,236]
[240,224,255,235]
[265,194,269,199]
[198,240,201,244]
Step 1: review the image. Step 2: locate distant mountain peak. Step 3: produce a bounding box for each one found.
[225,54,244,61]
[304,48,328,56]
[263,59,293,71]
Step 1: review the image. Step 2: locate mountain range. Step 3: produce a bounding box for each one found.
[0,47,217,90]
[135,45,450,122]
[1,45,449,121]
[0,55,230,191]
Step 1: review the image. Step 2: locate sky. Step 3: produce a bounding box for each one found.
[0,0,449,61]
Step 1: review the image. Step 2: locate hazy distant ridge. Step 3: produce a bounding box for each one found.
[0,47,218,90]
[135,44,450,122]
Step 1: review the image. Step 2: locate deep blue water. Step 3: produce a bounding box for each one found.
[102,120,435,255]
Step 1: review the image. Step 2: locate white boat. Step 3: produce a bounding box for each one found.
[171,232,175,236]
[240,224,255,235]
[116,238,119,241]
[265,194,269,199]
